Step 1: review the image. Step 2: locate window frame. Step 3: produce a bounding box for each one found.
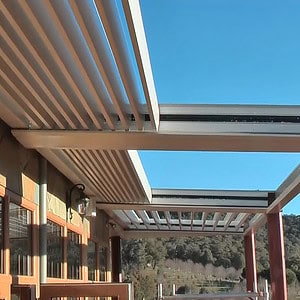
[99,245,107,282]
[46,219,64,278]
[8,200,33,276]
[67,229,82,280]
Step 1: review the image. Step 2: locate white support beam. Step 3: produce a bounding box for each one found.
[159,104,300,116]
[269,164,300,213]
[151,190,269,212]
[244,165,300,235]
[152,189,269,198]
[12,116,300,152]
[97,189,269,213]
[97,203,267,214]
[123,229,244,239]
[244,213,266,236]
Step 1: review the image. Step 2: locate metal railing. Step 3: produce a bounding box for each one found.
[158,281,269,300]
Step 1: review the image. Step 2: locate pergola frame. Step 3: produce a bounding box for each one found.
[1,1,299,299]
[12,103,300,152]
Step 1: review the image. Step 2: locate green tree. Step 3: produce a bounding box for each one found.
[201,248,215,265]
[286,268,297,285]
[144,238,167,269]
[231,252,245,270]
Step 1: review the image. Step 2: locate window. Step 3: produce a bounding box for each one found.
[88,240,96,281]
[0,197,3,273]
[47,220,63,278]
[9,202,32,275]
[67,230,81,279]
[99,246,107,281]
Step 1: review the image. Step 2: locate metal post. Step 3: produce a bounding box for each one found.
[111,236,122,282]
[244,230,257,292]
[172,284,176,296]
[253,281,258,300]
[267,212,287,300]
[264,279,269,300]
[39,157,47,284]
[158,283,163,300]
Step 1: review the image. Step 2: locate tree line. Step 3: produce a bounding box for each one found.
[122,215,300,298]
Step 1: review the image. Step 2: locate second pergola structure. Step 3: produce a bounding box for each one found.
[102,168,299,300]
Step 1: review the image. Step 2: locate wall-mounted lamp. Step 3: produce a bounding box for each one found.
[66,183,90,220]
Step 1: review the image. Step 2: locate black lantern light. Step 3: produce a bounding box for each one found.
[66,183,90,220]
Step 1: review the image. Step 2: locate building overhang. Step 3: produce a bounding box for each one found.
[1,0,299,239]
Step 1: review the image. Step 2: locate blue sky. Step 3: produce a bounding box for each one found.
[140,0,300,105]
[136,0,300,214]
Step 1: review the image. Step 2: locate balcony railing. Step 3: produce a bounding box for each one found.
[40,282,133,300]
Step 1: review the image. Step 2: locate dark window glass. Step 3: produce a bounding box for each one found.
[9,202,32,275]
[88,240,96,281]
[0,197,3,273]
[47,220,63,278]
[67,230,81,279]
[99,246,107,281]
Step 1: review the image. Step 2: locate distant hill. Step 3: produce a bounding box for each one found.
[122,214,300,299]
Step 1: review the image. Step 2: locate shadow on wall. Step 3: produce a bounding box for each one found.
[0,119,77,209]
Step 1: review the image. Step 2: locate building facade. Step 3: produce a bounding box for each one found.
[0,120,112,299]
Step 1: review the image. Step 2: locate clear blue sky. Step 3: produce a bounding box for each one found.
[136,0,300,214]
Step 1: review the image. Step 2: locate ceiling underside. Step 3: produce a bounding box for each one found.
[99,189,269,237]
[105,166,300,237]
[0,0,155,204]
[0,0,299,237]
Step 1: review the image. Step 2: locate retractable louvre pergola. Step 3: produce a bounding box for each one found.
[1,1,299,300]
